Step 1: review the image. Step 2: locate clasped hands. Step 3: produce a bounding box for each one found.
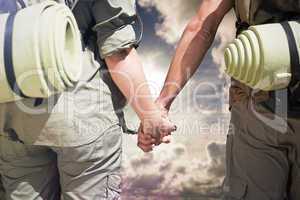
[137,101,176,152]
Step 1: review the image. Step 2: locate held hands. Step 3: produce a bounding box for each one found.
[137,101,175,152]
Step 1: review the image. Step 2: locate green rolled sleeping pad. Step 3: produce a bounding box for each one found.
[224,21,300,91]
[0,0,82,103]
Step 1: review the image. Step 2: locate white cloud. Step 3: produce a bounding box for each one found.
[122,142,226,199]
[138,0,236,69]
[139,0,200,44]
[212,11,236,70]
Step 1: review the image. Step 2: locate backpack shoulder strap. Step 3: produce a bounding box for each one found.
[17,0,26,9]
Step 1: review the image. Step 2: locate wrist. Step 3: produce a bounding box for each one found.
[140,108,162,122]
[156,96,172,111]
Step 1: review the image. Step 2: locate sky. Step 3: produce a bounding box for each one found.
[122,1,236,199]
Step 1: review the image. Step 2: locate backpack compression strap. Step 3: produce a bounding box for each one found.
[2,0,45,106]
[4,11,29,99]
[281,22,300,83]
[280,21,300,107]
[3,0,30,99]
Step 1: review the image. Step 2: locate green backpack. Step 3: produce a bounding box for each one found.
[234,0,300,26]
[232,0,300,111]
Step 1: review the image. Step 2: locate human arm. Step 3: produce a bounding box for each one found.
[91,0,176,140]
[137,0,234,151]
[105,48,176,140]
[156,0,234,110]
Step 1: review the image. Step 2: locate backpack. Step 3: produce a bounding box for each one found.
[0,0,82,106]
[234,0,300,26]
[234,0,300,112]
[0,0,43,104]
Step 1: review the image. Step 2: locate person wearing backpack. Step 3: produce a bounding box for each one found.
[138,0,300,199]
[0,0,176,199]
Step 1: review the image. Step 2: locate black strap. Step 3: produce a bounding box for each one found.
[17,0,26,9]
[34,98,44,106]
[123,127,137,135]
[281,22,300,82]
[4,0,46,106]
[133,12,143,48]
[4,12,29,98]
[235,20,250,36]
[280,21,300,110]
[5,128,24,143]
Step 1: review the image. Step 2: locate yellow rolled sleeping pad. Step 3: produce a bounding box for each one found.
[224,21,300,91]
[0,0,82,103]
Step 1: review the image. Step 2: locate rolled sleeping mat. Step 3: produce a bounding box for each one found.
[224,21,300,91]
[0,0,82,103]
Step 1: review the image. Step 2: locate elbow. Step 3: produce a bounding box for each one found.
[186,17,216,43]
[184,0,231,43]
[186,16,204,32]
[105,48,133,66]
[105,47,138,71]
[106,48,132,61]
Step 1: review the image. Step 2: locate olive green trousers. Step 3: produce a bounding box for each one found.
[223,91,300,200]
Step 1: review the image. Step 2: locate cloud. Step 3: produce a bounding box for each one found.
[122,142,226,199]
[138,0,236,72]
[139,0,200,44]
[212,11,236,69]
[121,3,234,199]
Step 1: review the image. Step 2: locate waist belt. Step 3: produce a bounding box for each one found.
[230,82,300,117]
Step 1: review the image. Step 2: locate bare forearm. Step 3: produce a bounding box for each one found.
[105,48,158,120]
[158,17,216,109]
[157,0,233,110]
